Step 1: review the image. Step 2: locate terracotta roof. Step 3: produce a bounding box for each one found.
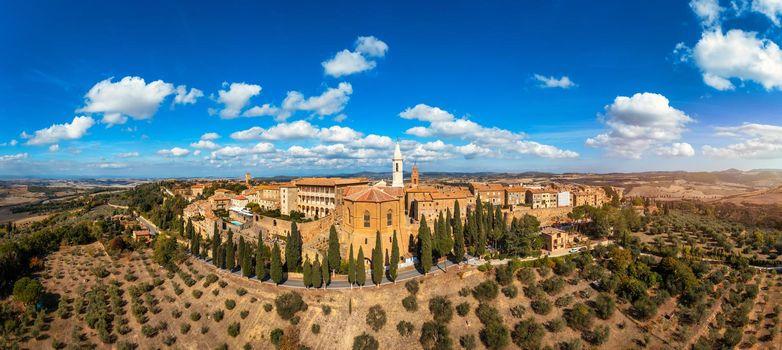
[191,184,205,189]
[505,186,527,193]
[527,188,557,194]
[471,183,505,191]
[234,195,247,200]
[278,182,296,188]
[431,191,471,200]
[409,192,433,202]
[211,195,230,201]
[343,186,400,202]
[295,177,369,186]
[133,230,151,236]
[405,186,438,193]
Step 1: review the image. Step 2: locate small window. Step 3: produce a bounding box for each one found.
[387,209,393,226]
[363,210,370,228]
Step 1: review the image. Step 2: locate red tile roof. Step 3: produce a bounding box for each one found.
[343,186,400,202]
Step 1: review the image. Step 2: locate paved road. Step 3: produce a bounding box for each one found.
[137,215,159,236]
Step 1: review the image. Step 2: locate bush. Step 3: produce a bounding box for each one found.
[510,305,526,318]
[213,309,224,322]
[456,302,470,317]
[141,324,158,337]
[322,305,331,315]
[397,320,414,337]
[428,296,453,324]
[481,320,510,350]
[402,295,418,312]
[192,289,203,299]
[271,328,284,346]
[472,280,499,302]
[460,334,476,350]
[540,276,565,295]
[227,322,240,337]
[311,323,320,334]
[631,297,658,321]
[180,323,191,334]
[225,299,236,310]
[495,264,514,286]
[555,295,574,308]
[585,325,610,345]
[236,287,247,296]
[565,303,594,331]
[264,303,273,312]
[554,259,575,276]
[275,292,307,320]
[13,277,43,305]
[366,305,387,332]
[353,332,379,350]
[240,310,249,319]
[594,293,616,320]
[502,285,518,298]
[517,267,535,285]
[190,311,201,321]
[405,280,420,295]
[420,321,452,350]
[530,298,552,315]
[546,317,566,332]
[511,318,544,349]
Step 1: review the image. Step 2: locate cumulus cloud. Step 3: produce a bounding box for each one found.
[322,36,388,77]
[455,143,491,159]
[174,85,204,105]
[690,0,723,27]
[400,103,578,158]
[319,125,363,143]
[242,104,279,117]
[0,153,28,161]
[200,132,220,140]
[48,144,60,152]
[213,82,262,119]
[94,162,128,169]
[533,74,577,89]
[702,122,782,158]
[586,92,694,159]
[210,142,275,159]
[190,140,220,150]
[277,83,353,121]
[752,0,782,25]
[78,76,176,126]
[688,29,782,91]
[157,147,190,157]
[23,116,96,145]
[117,152,140,158]
[655,142,696,157]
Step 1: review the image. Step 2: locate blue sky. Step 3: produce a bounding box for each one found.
[2,0,782,178]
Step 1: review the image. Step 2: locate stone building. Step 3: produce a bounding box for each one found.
[279,182,298,215]
[541,227,572,251]
[505,186,527,207]
[469,182,506,206]
[296,177,369,218]
[525,189,558,209]
[341,185,409,260]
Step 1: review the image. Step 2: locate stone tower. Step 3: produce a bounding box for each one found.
[392,143,403,188]
[411,164,419,187]
[245,172,251,186]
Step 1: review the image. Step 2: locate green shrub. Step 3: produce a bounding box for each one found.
[405,280,419,295]
[420,321,452,350]
[402,295,418,312]
[366,305,387,332]
[502,285,518,298]
[190,311,201,321]
[180,323,191,334]
[225,299,236,310]
[460,334,476,350]
[511,318,544,350]
[240,310,249,319]
[585,325,610,345]
[275,292,306,320]
[546,317,566,332]
[456,302,470,317]
[428,296,453,324]
[472,280,499,302]
[192,289,203,299]
[264,303,273,312]
[397,320,414,337]
[530,298,552,315]
[236,287,247,296]
[270,328,284,346]
[631,296,657,321]
[353,332,379,350]
[517,267,535,285]
[311,323,321,334]
[227,322,240,337]
[565,303,593,331]
[213,310,224,322]
[594,293,616,320]
[540,276,565,295]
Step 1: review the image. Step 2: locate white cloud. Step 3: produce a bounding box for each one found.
[190,140,220,150]
[78,76,175,126]
[213,82,262,119]
[322,50,376,78]
[117,152,140,158]
[752,0,782,25]
[400,103,578,158]
[333,114,347,122]
[9,139,17,146]
[200,132,220,140]
[230,126,265,141]
[702,122,782,158]
[355,36,389,57]
[210,142,275,159]
[0,153,28,161]
[533,74,577,89]
[319,125,363,143]
[655,142,696,157]
[278,83,353,121]
[352,134,394,149]
[157,147,190,157]
[95,162,128,169]
[48,144,60,152]
[455,143,490,159]
[174,85,204,105]
[263,120,322,141]
[24,116,96,145]
[242,104,279,117]
[690,0,723,27]
[322,36,388,77]
[691,29,782,90]
[586,92,694,159]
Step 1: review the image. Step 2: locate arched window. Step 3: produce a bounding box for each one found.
[363,210,370,228]
[386,209,393,226]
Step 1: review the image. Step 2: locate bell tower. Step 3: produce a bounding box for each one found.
[392,143,403,188]
[411,164,419,187]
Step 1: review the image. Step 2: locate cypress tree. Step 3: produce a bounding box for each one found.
[348,244,355,285]
[193,232,200,258]
[321,252,330,287]
[211,224,220,261]
[419,216,432,274]
[372,231,383,285]
[270,242,283,284]
[312,256,322,288]
[453,200,462,235]
[389,231,399,282]
[285,222,302,272]
[356,247,366,286]
[238,236,246,273]
[186,219,195,251]
[256,238,266,280]
[327,225,341,273]
[302,256,312,288]
[226,230,235,271]
[453,213,466,264]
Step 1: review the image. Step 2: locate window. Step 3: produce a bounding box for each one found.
[363,210,370,228]
[387,209,393,226]
[347,208,351,224]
